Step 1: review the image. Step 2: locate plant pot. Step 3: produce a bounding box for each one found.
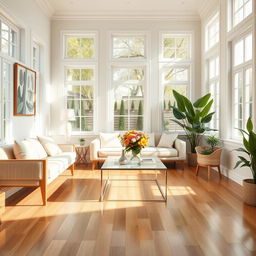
[196,147,222,166]
[243,179,256,206]
[187,153,197,167]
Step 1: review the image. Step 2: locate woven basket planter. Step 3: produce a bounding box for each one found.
[195,146,222,166]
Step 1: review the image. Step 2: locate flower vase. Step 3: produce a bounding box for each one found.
[119,149,128,165]
[130,150,141,165]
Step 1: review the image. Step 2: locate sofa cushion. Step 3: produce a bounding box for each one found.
[157,133,178,148]
[100,133,122,148]
[38,136,62,156]
[13,140,39,159]
[141,147,178,157]
[98,147,123,157]
[26,138,48,159]
[46,152,76,183]
[0,148,8,159]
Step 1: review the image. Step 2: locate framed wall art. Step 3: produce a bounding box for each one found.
[14,63,36,116]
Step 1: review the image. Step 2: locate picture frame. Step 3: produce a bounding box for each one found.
[14,63,36,116]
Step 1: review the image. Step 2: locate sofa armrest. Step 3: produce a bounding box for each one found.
[0,159,47,180]
[90,139,100,161]
[58,144,75,152]
[174,139,186,160]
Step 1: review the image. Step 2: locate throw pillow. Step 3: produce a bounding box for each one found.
[13,140,39,159]
[100,133,122,148]
[157,133,178,148]
[26,138,48,159]
[38,136,62,156]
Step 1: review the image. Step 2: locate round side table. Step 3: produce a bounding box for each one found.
[75,145,89,165]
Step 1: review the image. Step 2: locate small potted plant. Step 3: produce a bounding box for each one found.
[79,138,86,146]
[195,135,222,179]
[234,117,256,206]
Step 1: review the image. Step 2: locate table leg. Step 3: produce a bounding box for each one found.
[165,170,168,202]
[100,169,103,201]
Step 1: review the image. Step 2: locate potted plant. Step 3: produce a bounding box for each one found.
[171,90,217,166]
[79,138,86,146]
[234,117,256,206]
[195,135,222,179]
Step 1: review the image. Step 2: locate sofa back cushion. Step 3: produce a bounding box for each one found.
[13,140,40,159]
[0,148,9,159]
[100,133,122,148]
[26,138,48,158]
[38,136,62,156]
[157,133,178,148]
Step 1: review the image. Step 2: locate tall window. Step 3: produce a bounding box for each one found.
[0,17,18,58]
[65,66,95,133]
[232,33,252,138]
[205,14,219,51]
[32,41,40,71]
[160,33,191,131]
[0,60,11,144]
[207,56,220,130]
[229,0,252,29]
[112,34,147,131]
[63,33,97,134]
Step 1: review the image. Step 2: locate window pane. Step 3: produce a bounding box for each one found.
[245,34,252,61]
[67,85,80,99]
[113,37,145,58]
[81,117,93,131]
[234,40,244,66]
[81,86,93,99]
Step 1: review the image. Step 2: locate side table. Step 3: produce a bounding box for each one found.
[75,145,89,165]
[0,191,5,224]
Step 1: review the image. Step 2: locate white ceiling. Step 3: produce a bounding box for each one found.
[43,0,212,19]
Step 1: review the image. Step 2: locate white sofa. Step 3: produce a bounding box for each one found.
[90,133,186,170]
[0,140,76,205]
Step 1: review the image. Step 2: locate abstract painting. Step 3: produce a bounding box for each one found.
[14,63,36,116]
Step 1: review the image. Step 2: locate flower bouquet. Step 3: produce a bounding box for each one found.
[119,130,149,164]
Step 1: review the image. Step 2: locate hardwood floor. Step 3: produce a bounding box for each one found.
[0,164,256,256]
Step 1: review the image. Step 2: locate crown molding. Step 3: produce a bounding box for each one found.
[36,0,55,18]
[52,12,200,21]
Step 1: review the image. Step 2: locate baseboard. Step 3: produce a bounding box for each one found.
[219,165,244,185]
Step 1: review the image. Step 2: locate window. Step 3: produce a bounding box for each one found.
[0,59,11,144]
[64,34,95,59]
[230,0,252,28]
[160,33,192,131]
[112,35,146,59]
[161,34,190,60]
[32,41,40,71]
[232,33,253,138]
[113,67,145,130]
[0,17,19,58]
[207,56,220,130]
[65,66,95,133]
[205,14,219,51]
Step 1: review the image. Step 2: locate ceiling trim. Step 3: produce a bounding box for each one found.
[198,0,219,19]
[36,0,55,17]
[52,12,200,21]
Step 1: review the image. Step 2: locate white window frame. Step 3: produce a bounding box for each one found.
[63,32,98,61]
[205,13,219,52]
[0,58,11,144]
[0,15,19,60]
[231,31,253,139]
[32,41,40,71]
[159,32,193,132]
[64,64,97,135]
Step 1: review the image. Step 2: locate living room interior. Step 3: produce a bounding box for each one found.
[0,0,256,255]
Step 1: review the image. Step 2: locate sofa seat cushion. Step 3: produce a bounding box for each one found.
[98,147,123,157]
[141,147,178,157]
[47,152,76,183]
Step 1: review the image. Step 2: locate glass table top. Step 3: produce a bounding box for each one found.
[101,156,167,170]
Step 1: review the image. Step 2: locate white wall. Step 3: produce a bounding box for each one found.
[0,0,51,142]
[200,0,255,185]
[50,18,201,143]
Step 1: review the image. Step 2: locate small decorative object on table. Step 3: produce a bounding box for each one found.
[79,138,86,146]
[119,130,149,165]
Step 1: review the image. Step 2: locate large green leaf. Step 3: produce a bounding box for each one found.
[235,147,250,155]
[234,160,243,169]
[248,132,256,157]
[173,90,186,112]
[194,110,201,123]
[172,106,186,120]
[201,112,215,123]
[246,117,253,132]
[193,93,211,108]
[200,99,213,117]
[182,96,195,116]
[170,119,185,128]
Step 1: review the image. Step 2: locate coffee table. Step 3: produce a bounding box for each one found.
[100,156,167,202]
